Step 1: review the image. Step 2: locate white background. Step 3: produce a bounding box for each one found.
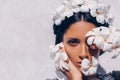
[0,0,120,80]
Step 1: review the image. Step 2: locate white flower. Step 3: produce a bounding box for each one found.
[110,27,120,46]
[106,14,114,25]
[62,0,69,5]
[81,56,99,76]
[105,28,120,46]
[72,5,81,13]
[80,0,97,12]
[93,36,105,49]
[96,15,105,24]
[103,42,114,52]
[90,9,106,24]
[111,49,120,58]
[49,43,69,71]
[90,9,97,17]
[106,27,120,57]
[72,0,84,7]
[52,4,66,25]
[62,10,74,18]
[97,3,110,14]
[54,19,62,25]
[80,5,89,12]
[52,11,60,21]
[52,0,113,26]
[90,3,110,24]
[86,27,120,58]
[86,27,111,50]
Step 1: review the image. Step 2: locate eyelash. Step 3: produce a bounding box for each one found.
[67,39,80,46]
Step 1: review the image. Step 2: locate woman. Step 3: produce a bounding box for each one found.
[49,0,120,80]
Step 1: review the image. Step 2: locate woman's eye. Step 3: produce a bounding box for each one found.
[67,39,80,46]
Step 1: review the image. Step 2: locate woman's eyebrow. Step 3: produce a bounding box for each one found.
[67,38,80,42]
[67,38,79,40]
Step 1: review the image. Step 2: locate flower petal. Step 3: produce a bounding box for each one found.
[111,49,120,58]
[81,69,89,76]
[72,0,84,6]
[88,3,97,10]
[54,52,61,62]
[106,14,114,25]
[80,5,89,12]
[63,11,74,18]
[86,31,96,37]
[98,27,111,38]
[87,36,95,45]
[103,42,114,52]
[90,9,97,17]
[112,36,120,46]
[56,5,66,14]
[88,67,97,76]
[81,58,90,70]
[97,3,109,14]
[61,52,68,61]
[55,19,61,25]
[49,45,59,55]
[81,56,99,76]
[72,7,81,13]
[57,42,64,48]
[96,15,105,24]
[92,57,99,67]
[93,36,104,49]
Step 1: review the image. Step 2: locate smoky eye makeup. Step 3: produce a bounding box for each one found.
[67,38,80,46]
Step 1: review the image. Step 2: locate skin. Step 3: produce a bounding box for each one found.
[62,20,99,80]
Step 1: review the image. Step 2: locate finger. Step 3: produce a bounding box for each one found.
[65,59,82,79]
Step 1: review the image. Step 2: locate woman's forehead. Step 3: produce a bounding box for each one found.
[63,21,95,42]
[64,21,96,36]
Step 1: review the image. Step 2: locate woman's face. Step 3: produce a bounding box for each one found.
[63,21,99,70]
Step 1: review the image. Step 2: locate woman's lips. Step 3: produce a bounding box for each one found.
[77,62,81,67]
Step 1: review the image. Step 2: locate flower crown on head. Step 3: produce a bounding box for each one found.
[52,0,114,26]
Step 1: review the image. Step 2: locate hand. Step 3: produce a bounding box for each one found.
[50,42,99,80]
[65,59,82,80]
[49,42,82,80]
[65,57,99,80]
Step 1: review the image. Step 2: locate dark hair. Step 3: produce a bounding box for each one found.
[53,12,109,44]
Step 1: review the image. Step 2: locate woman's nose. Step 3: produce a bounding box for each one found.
[79,43,91,61]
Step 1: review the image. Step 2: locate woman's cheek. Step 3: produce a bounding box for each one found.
[64,45,79,56]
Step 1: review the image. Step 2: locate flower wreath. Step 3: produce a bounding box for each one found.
[52,0,114,26]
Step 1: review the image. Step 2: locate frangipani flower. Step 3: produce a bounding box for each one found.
[106,14,114,25]
[52,4,66,25]
[81,56,99,76]
[106,27,120,57]
[80,0,98,12]
[86,26,120,58]
[52,0,113,26]
[86,27,111,50]
[72,0,84,7]
[90,3,111,24]
[111,49,120,58]
[49,43,69,71]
